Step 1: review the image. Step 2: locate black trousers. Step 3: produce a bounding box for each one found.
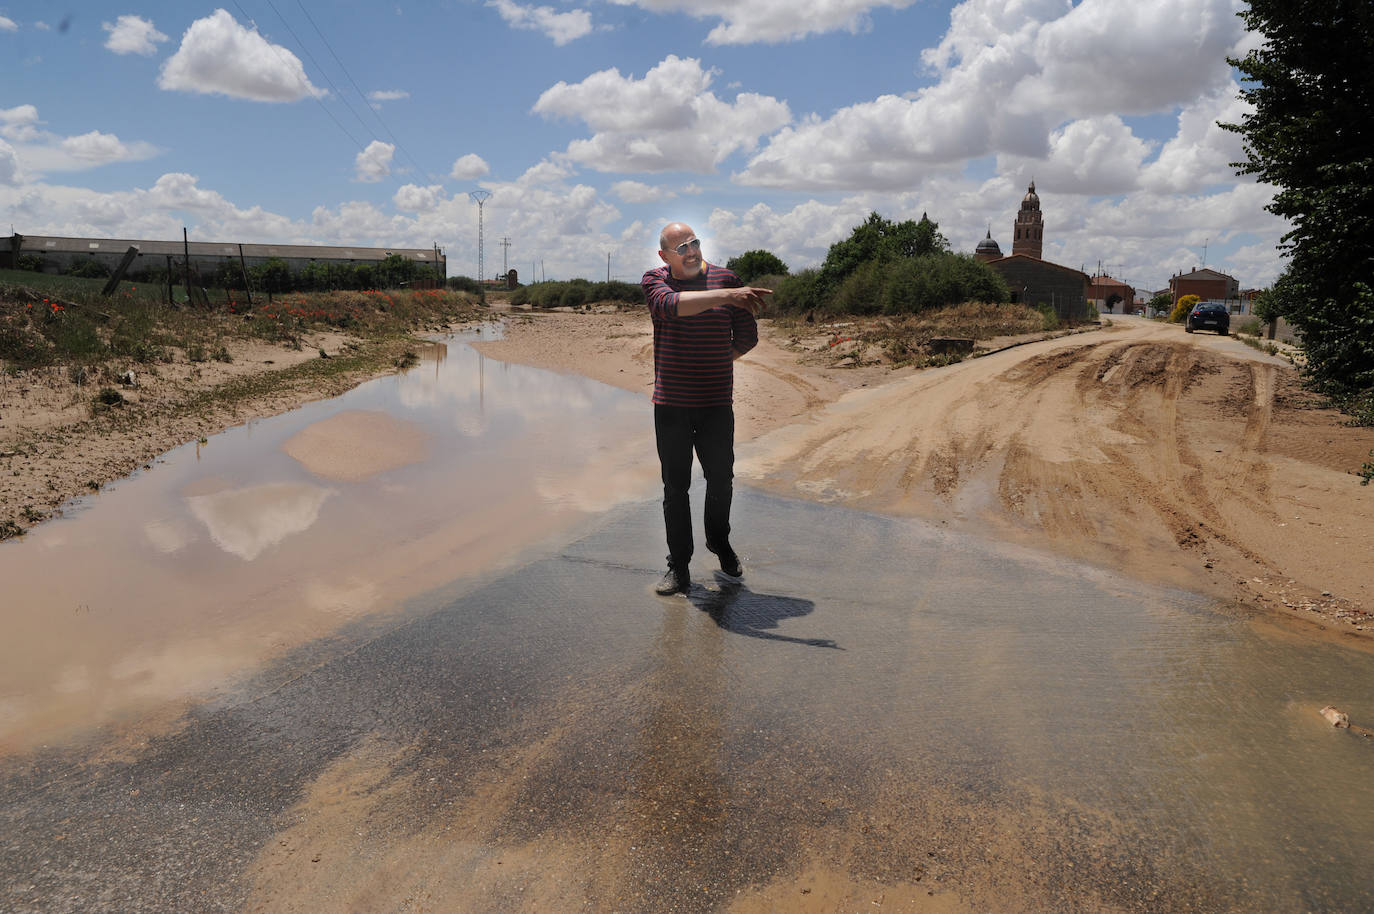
[654,404,734,569]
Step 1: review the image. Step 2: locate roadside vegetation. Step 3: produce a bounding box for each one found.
[0,267,482,403]
[509,279,641,309]
[1224,0,1373,426]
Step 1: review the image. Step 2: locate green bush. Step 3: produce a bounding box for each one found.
[771,269,825,315]
[560,283,588,308]
[832,260,886,315]
[15,254,45,272]
[447,275,482,294]
[65,259,111,279]
[726,250,789,283]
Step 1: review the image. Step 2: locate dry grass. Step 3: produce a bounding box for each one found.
[777,302,1055,368]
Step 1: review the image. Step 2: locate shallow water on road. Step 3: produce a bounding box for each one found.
[2,330,1373,911]
[0,326,659,750]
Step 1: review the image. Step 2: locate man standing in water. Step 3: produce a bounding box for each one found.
[641,222,772,596]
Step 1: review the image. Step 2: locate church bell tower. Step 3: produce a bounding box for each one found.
[1012,181,1043,259]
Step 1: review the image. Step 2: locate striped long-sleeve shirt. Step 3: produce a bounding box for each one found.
[641,262,759,407]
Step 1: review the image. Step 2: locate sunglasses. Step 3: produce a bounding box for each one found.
[670,238,701,256]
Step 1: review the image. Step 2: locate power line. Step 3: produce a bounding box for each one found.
[228,0,366,151]
[256,0,385,148]
[292,0,438,185]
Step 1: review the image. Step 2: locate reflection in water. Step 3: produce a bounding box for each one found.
[0,324,658,750]
[186,482,335,560]
[282,410,429,482]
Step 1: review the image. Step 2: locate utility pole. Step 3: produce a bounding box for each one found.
[469,190,491,284]
[607,251,611,283]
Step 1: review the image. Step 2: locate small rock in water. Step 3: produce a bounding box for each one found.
[1320,706,1350,728]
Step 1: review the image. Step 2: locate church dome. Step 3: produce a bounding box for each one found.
[975,229,1002,257]
[1020,180,1039,209]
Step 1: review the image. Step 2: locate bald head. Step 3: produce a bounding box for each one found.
[659,222,693,253]
[658,222,703,279]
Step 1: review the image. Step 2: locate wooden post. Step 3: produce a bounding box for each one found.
[182,227,193,305]
[100,246,140,297]
[238,244,253,305]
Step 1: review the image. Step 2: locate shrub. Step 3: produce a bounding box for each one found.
[771,268,825,316]
[15,254,45,272]
[726,249,789,283]
[832,260,886,315]
[1170,294,1200,323]
[66,258,111,279]
[560,283,588,308]
[448,275,482,294]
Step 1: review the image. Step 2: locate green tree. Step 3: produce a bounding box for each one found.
[251,258,292,295]
[1223,0,1374,403]
[1147,292,1172,317]
[726,249,789,283]
[375,253,419,289]
[817,211,950,294]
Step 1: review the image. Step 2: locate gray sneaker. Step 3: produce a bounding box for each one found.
[654,565,690,596]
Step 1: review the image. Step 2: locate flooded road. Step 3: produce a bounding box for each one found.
[0,326,659,751]
[2,330,1373,912]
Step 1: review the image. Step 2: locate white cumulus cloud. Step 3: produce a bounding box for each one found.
[612,180,671,203]
[450,153,490,181]
[0,105,41,142]
[736,0,1246,193]
[158,9,324,102]
[0,16,18,32]
[355,141,395,183]
[487,0,594,45]
[0,139,21,185]
[393,183,446,212]
[0,107,159,175]
[534,55,790,173]
[605,0,918,44]
[103,15,169,55]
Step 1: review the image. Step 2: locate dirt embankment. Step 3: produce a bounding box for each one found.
[0,329,432,536]
[475,312,1374,641]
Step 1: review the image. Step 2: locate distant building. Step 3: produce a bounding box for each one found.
[1169,267,1239,310]
[1011,181,1044,259]
[2,233,445,284]
[986,254,1091,322]
[973,183,1090,321]
[1089,274,1135,313]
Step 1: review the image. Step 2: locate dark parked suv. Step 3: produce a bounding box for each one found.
[1185,302,1230,335]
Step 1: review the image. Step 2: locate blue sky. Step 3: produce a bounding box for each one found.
[2,0,1284,293]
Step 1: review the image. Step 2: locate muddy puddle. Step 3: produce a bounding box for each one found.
[2,330,1373,912]
[0,326,659,752]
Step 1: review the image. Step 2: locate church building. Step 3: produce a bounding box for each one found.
[974,182,1091,322]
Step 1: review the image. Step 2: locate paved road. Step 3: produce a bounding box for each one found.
[4,491,1373,912]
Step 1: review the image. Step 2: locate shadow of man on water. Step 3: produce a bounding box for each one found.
[689,580,842,650]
